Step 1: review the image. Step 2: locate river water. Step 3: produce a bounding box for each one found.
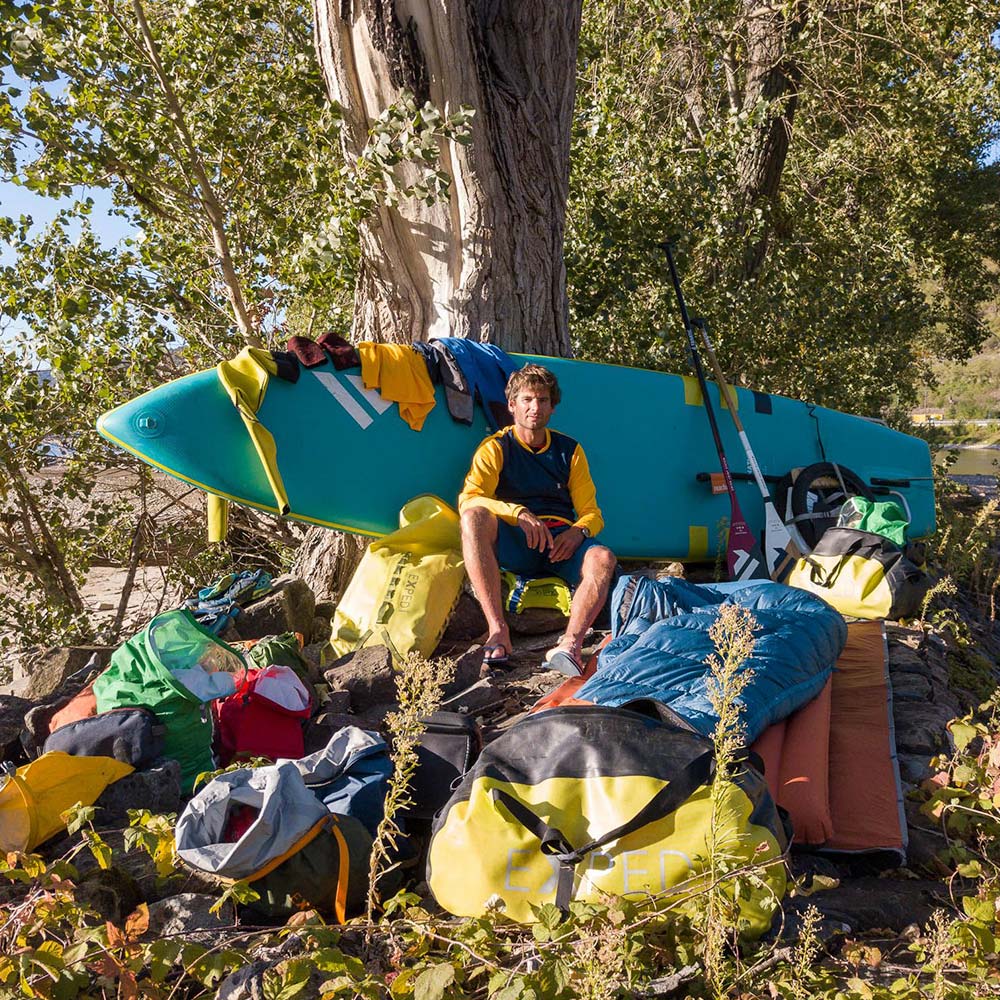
[939,446,1000,477]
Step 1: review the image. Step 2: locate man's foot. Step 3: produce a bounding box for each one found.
[543,646,584,677]
[480,630,512,675]
[480,643,510,668]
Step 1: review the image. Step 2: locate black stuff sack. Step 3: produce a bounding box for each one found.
[42,708,164,768]
[405,711,483,824]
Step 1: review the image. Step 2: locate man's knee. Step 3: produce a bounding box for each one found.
[461,505,498,542]
[582,544,617,584]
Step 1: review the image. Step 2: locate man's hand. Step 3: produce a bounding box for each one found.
[517,510,554,552]
[549,526,585,562]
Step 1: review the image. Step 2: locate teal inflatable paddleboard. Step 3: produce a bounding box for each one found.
[96,354,934,560]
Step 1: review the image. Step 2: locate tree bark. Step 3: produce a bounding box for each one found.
[313,0,582,354]
[299,0,583,599]
[735,0,806,279]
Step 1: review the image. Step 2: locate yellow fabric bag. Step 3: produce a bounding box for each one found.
[0,752,134,853]
[428,705,787,936]
[501,572,572,617]
[787,527,928,620]
[326,495,465,665]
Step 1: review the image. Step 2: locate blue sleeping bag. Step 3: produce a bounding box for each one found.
[577,576,846,743]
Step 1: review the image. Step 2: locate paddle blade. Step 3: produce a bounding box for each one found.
[727,515,770,582]
[762,500,803,581]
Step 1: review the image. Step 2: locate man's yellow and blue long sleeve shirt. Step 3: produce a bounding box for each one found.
[458,426,604,537]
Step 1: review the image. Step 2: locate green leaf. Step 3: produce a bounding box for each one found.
[261,959,313,1000]
[62,802,95,835]
[82,830,112,870]
[413,963,456,1000]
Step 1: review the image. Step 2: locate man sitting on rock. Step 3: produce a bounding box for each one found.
[458,363,618,675]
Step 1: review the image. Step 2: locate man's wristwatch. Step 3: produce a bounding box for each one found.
[578,525,591,538]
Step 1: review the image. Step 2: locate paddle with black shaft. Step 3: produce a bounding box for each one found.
[693,317,802,581]
[660,241,768,582]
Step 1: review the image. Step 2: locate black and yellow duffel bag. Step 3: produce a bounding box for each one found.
[787,526,929,620]
[427,704,788,936]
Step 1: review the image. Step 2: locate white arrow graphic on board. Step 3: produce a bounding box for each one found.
[314,371,392,429]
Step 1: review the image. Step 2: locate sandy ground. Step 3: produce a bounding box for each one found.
[80,564,184,634]
[3,464,201,656]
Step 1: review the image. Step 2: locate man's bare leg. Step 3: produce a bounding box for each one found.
[550,545,617,665]
[460,507,511,662]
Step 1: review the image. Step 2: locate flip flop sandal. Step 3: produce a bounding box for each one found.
[544,649,583,677]
[480,644,510,669]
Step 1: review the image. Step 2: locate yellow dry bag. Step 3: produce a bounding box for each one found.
[0,752,134,853]
[326,495,465,665]
[788,527,929,620]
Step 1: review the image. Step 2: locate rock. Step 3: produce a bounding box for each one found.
[444,645,489,689]
[302,711,373,753]
[323,645,395,712]
[13,648,100,701]
[890,672,933,702]
[798,876,949,933]
[440,679,502,713]
[904,810,952,873]
[0,695,31,763]
[323,690,353,715]
[237,576,316,641]
[94,761,182,828]
[315,600,337,621]
[442,590,487,641]
[309,616,330,646]
[301,641,324,668]
[507,607,569,636]
[892,702,955,756]
[360,702,398,730]
[75,866,143,926]
[217,933,323,1000]
[897,752,935,786]
[144,893,235,940]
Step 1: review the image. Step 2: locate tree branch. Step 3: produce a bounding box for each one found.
[129,0,261,346]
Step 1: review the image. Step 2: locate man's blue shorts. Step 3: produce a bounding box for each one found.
[496,520,599,587]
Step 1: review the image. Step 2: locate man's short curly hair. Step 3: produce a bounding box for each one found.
[505,364,561,406]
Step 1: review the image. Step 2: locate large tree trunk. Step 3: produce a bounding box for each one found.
[297,0,583,602]
[313,0,582,354]
[735,0,806,279]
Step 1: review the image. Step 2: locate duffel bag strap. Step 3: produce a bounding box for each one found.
[491,750,715,913]
[806,534,869,586]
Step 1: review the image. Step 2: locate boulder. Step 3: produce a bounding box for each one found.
[890,672,933,702]
[795,875,949,933]
[507,606,569,636]
[897,752,936,786]
[217,933,324,1000]
[13,647,100,701]
[359,702,399,730]
[309,616,330,646]
[302,711,373,754]
[323,645,395,712]
[440,678,502,713]
[237,577,316,641]
[442,590,487,642]
[75,866,143,926]
[444,645,489,690]
[0,695,31,763]
[315,600,337,621]
[144,893,235,940]
[892,701,955,756]
[94,761,182,829]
